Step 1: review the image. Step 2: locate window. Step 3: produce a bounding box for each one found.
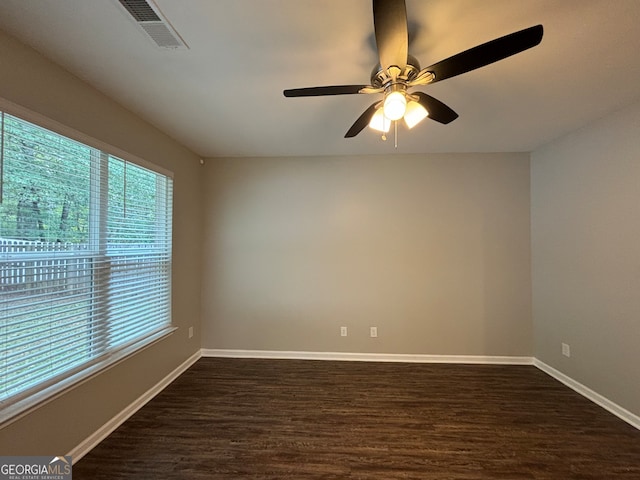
[0,109,173,421]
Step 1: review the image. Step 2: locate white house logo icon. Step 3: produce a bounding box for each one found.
[47,456,72,477]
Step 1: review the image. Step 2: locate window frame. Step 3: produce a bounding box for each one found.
[0,98,176,428]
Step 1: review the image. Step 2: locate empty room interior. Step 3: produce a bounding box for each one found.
[0,0,639,478]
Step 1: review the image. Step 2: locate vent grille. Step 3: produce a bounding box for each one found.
[140,23,184,49]
[119,0,160,22]
[117,0,188,50]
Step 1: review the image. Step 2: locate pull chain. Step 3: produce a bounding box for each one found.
[394,120,398,149]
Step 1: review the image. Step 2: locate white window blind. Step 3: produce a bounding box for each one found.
[0,111,173,416]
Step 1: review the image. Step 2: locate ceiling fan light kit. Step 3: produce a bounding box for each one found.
[383,85,407,120]
[369,108,391,133]
[403,100,429,129]
[283,0,543,142]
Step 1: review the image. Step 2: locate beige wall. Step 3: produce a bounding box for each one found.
[0,30,203,454]
[531,100,640,417]
[202,153,532,356]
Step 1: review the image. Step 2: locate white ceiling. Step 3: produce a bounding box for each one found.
[1,0,640,158]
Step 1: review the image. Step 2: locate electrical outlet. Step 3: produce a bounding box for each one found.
[340,326,348,337]
[188,326,194,339]
[562,342,570,357]
[370,326,378,338]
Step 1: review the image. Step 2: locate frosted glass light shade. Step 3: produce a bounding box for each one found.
[383,91,406,120]
[404,101,429,129]
[369,108,391,132]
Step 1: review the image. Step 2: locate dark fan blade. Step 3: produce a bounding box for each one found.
[373,0,408,73]
[345,102,379,138]
[425,25,543,84]
[283,85,368,97]
[413,92,458,124]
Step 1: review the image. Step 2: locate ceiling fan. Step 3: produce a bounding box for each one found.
[283,0,543,139]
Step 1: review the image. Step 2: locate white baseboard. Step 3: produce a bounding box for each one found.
[201,348,534,365]
[68,350,202,463]
[534,359,640,430]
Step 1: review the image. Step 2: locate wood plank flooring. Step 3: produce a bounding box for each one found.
[73,358,640,479]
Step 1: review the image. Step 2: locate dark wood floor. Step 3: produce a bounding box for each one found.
[73,357,640,479]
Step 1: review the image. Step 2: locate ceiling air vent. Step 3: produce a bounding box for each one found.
[117,0,188,50]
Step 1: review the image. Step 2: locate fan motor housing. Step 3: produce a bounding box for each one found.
[370,55,421,88]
